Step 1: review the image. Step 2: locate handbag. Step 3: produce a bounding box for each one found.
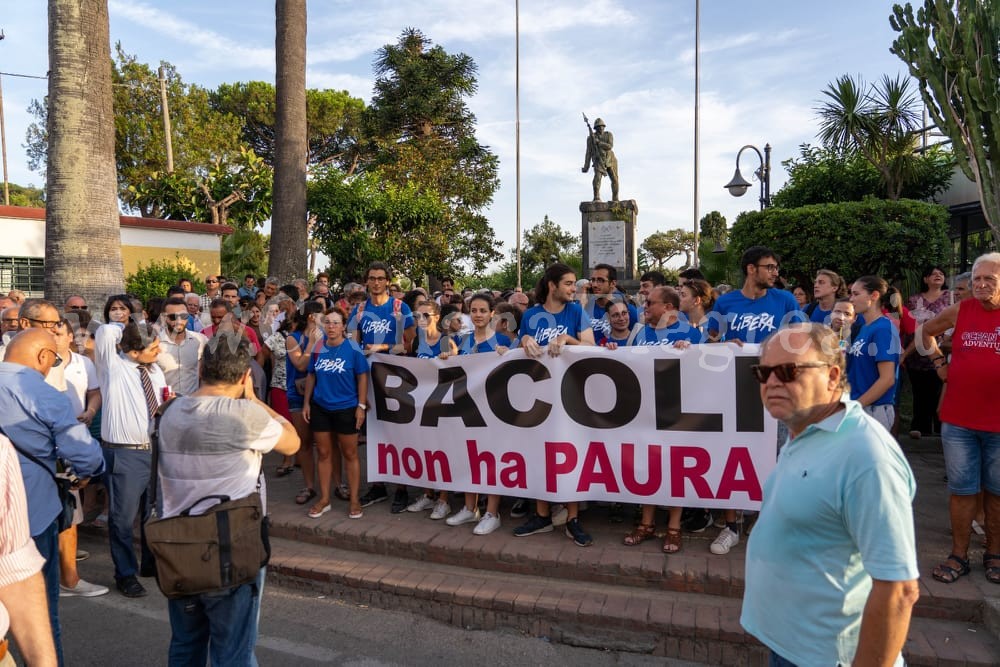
[144,400,271,599]
[0,425,77,533]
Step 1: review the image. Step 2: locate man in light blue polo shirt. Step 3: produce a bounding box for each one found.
[741,323,919,667]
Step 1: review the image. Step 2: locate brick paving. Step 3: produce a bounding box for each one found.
[260,435,1000,665]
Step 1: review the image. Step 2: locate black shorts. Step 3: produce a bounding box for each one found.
[310,402,359,435]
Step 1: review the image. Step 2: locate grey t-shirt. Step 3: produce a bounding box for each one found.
[156,395,283,518]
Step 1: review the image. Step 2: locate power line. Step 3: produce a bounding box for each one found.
[0,71,48,80]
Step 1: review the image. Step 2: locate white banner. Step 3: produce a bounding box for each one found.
[366,345,777,510]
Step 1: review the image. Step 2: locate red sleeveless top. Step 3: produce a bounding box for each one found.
[940,298,1000,431]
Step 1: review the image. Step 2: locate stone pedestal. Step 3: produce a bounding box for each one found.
[580,199,639,283]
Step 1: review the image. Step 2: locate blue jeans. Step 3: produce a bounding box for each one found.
[33,520,64,666]
[102,447,154,580]
[769,651,798,667]
[941,422,1000,495]
[167,567,266,667]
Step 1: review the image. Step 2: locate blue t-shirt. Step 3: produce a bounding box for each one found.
[519,302,591,346]
[585,295,638,339]
[846,316,900,406]
[808,305,832,324]
[285,331,307,400]
[708,289,804,343]
[631,321,704,346]
[741,401,917,666]
[307,338,369,411]
[458,332,512,355]
[348,298,415,349]
[414,330,448,358]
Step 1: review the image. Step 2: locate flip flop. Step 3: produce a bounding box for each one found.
[275,465,295,477]
[295,488,317,505]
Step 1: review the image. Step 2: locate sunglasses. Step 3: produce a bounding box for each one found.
[414,313,434,320]
[43,349,63,367]
[164,313,187,321]
[750,362,830,384]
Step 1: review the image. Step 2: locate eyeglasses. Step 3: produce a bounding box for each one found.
[26,317,60,329]
[205,279,219,284]
[66,305,88,311]
[756,264,780,273]
[164,313,187,321]
[42,349,63,367]
[751,362,830,384]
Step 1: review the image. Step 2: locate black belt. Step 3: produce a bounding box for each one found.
[103,442,150,450]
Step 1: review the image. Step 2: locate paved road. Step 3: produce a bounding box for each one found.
[50,533,696,666]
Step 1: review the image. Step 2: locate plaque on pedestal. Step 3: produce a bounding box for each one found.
[580,200,638,283]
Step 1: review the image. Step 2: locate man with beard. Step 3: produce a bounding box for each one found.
[514,263,596,547]
[706,245,804,556]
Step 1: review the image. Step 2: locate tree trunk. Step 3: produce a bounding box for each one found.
[45,0,124,308]
[269,0,308,282]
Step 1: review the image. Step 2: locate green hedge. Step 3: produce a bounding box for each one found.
[125,255,205,305]
[728,198,950,288]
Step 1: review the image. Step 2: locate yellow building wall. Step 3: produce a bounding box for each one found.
[121,246,221,279]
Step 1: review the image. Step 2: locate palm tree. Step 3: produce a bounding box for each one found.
[45,0,124,306]
[269,0,308,282]
[816,74,922,200]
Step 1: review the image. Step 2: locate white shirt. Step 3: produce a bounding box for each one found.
[156,328,207,396]
[94,323,167,445]
[45,352,97,416]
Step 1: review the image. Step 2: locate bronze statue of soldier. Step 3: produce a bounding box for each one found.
[582,116,619,202]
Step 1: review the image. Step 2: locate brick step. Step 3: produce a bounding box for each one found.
[267,536,1000,666]
[266,498,987,625]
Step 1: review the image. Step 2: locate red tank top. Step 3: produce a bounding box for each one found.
[940,298,1000,431]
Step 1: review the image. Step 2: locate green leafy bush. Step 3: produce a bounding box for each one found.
[728,198,950,289]
[125,255,205,304]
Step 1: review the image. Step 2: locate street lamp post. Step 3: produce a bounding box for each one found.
[723,143,771,210]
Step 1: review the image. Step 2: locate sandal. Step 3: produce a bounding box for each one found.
[275,465,295,477]
[295,488,317,505]
[663,527,683,553]
[349,506,364,520]
[931,553,970,583]
[623,523,656,546]
[985,553,1000,585]
[334,484,350,501]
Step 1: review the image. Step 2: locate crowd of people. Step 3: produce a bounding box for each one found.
[0,246,997,665]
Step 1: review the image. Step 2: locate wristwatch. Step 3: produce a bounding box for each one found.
[358,403,367,410]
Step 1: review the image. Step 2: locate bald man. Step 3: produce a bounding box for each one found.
[0,329,106,664]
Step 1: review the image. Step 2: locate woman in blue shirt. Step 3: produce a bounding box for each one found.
[449,294,511,535]
[847,275,901,432]
[285,301,325,507]
[404,301,457,520]
[303,307,369,520]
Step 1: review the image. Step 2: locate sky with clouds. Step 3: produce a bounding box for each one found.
[1,1,917,273]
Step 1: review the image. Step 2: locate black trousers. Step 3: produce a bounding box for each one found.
[907,367,942,435]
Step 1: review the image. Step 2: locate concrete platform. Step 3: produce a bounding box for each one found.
[263,435,1000,665]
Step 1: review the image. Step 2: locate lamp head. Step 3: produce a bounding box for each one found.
[724,168,752,197]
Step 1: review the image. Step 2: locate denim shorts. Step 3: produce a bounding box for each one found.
[941,422,1000,495]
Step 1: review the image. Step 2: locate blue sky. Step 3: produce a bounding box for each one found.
[1,1,915,271]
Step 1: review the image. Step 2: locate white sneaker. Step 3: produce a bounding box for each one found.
[430,500,450,520]
[446,506,480,526]
[551,504,568,526]
[406,496,435,512]
[59,579,109,597]
[473,512,501,535]
[710,527,740,555]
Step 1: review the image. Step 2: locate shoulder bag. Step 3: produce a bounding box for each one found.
[144,400,271,599]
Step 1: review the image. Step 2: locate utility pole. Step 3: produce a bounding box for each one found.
[158,65,174,172]
[515,0,522,290]
[0,29,8,206]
